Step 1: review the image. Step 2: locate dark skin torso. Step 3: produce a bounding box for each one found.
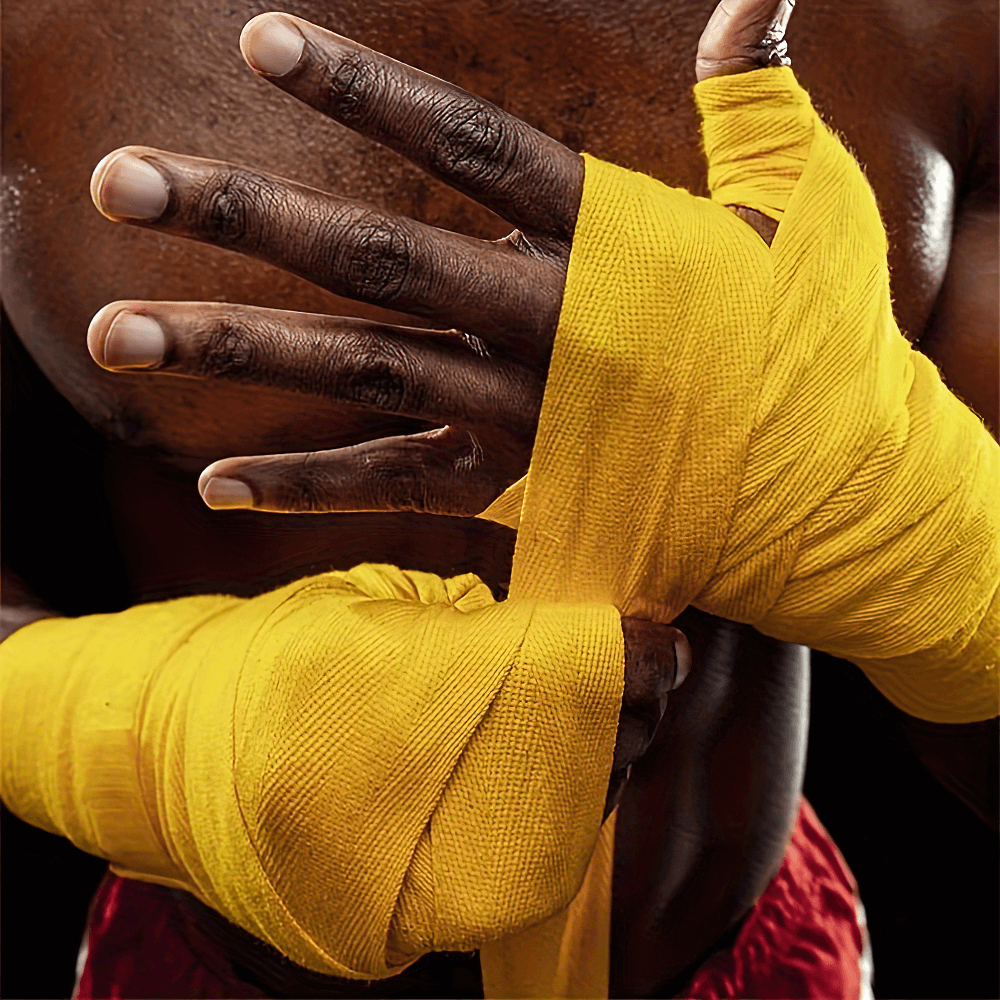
[3,1,997,996]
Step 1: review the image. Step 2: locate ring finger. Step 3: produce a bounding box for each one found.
[87,300,544,436]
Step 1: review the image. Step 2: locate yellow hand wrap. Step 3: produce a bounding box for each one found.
[483,66,999,725]
[1,565,623,982]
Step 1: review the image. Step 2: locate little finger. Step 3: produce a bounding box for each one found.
[198,425,512,516]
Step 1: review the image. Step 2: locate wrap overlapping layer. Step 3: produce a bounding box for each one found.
[0,565,623,980]
[483,67,999,725]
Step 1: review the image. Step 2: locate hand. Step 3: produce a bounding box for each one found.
[86,1,797,518]
[696,0,797,82]
[87,11,578,517]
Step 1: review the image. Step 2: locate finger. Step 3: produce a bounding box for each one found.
[87,301,543,436]
[614,620,688,771]
[608,619,692,814]
[90,146,562,362]
[239,12,583,244]
[197,425,513,516]
[621,619,691,708]
[696,0,797,81]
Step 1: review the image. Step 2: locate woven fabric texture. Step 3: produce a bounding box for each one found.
[0,565,623,980]
[482,66,999,725]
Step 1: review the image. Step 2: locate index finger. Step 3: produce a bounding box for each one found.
[239,12,583,244]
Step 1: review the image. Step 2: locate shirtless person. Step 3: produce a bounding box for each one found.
[2,0,997,997]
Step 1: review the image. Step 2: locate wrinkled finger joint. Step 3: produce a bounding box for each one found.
[340,340,417,413]
[337,213,415,301]
[430,97,514,191]
[452,429,484,473]
[458,332,489,358]
[322,51,384,128]
[196,317,258,378]
[197,172,276,250]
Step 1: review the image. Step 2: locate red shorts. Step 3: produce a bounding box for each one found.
[75,798,871,1000]
[682,798,872,1000]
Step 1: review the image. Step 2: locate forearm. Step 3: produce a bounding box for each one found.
[692,70,1000,722]
[484,67,999,727]
[0,589,244,862]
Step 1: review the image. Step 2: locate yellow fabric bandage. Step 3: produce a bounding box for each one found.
[1,565,623,981]
[482,67,999,725]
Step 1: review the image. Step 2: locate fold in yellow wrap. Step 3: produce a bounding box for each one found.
[1,566,624,981]
[483,67,999,725]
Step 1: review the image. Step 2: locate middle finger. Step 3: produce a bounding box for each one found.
[90,146,564,364]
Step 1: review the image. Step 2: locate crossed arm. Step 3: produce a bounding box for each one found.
[1,1,997,992]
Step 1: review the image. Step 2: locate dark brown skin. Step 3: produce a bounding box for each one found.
[76,3,788,515]
[2,0,997,996]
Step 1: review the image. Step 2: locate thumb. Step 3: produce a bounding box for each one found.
[696,0,797,82]
[604,618,692,818]
[617,617,692,768]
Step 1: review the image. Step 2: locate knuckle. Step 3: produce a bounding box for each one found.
[323,52,382,128]
[340,214,414,302]
[341,340,412,413]
[458,332,490,358]
[197,172,273,250]
[358,430,494,516]
[451,428,484,474]
[195,318,257,379]
[431,98,513,190]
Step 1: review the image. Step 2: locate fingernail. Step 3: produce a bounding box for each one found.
[99,312,165,369]
[240,14,305,77]
[201,476,254,509]
[91,151,169,221]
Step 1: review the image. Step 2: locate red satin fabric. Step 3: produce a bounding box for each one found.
[684,798,868,1000]
[74,874,266,999]
[76,798,868,1000]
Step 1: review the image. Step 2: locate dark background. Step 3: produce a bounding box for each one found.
[2,312,998,999]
